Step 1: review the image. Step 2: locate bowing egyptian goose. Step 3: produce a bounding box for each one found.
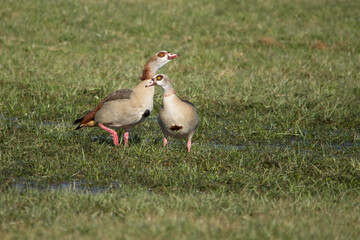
[146,74,199,152]
[73,50,178,146]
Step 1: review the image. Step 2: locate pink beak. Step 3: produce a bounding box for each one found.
[168,53,178,60]
[145,80,156,87]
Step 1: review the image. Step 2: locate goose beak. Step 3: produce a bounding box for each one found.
[168,53,178,60]
[145,80,156,87]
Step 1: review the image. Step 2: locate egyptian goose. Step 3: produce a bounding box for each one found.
[73,50,178,146]
[146,74,199,152]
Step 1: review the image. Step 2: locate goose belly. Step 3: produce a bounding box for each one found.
[95,99,153,129]
[157,110,193,139]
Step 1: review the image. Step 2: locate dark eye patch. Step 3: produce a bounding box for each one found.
[157,51,166,57]
[156,75,164,80]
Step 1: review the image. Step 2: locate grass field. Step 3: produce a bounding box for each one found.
[1,0,360,239]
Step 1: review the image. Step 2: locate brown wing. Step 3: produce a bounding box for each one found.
[181,99,195,108]
[103,89,133,102]
[73,89,133,129]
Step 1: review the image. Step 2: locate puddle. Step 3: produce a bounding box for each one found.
[209,140,360,153]
[36,121,62,127]
[91,135,113,143]
[6,180,121,194]
[0,114,19,122]
[209,142,246,150]
[320,141,360,150]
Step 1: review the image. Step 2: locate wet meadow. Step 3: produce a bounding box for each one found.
[1,0,360,239]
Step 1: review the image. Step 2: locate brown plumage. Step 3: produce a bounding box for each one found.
[170,125,183,131]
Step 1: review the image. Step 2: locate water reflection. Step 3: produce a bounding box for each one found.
[7,180,120,193]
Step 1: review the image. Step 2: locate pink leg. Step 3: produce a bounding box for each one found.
[163,137,168,148]
[187,139,192,152]
[98,124,119,146]
[124,131,129,147]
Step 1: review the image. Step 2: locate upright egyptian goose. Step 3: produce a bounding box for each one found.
[73,51,178,146]
[146,74,199,152]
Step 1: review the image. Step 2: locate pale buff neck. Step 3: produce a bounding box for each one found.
[133,80,155,97]
[162,82,176,98]
[162,89,181,109]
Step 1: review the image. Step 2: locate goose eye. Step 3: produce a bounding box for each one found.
[156,75,163,80]
[157,52,166,58]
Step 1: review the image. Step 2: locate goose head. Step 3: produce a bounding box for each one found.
[145,74,171,88]
[142,51,178,80]
[152,50,178,70]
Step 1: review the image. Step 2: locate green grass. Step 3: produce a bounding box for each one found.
[1,188,359,240]
[1,0,360,239]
